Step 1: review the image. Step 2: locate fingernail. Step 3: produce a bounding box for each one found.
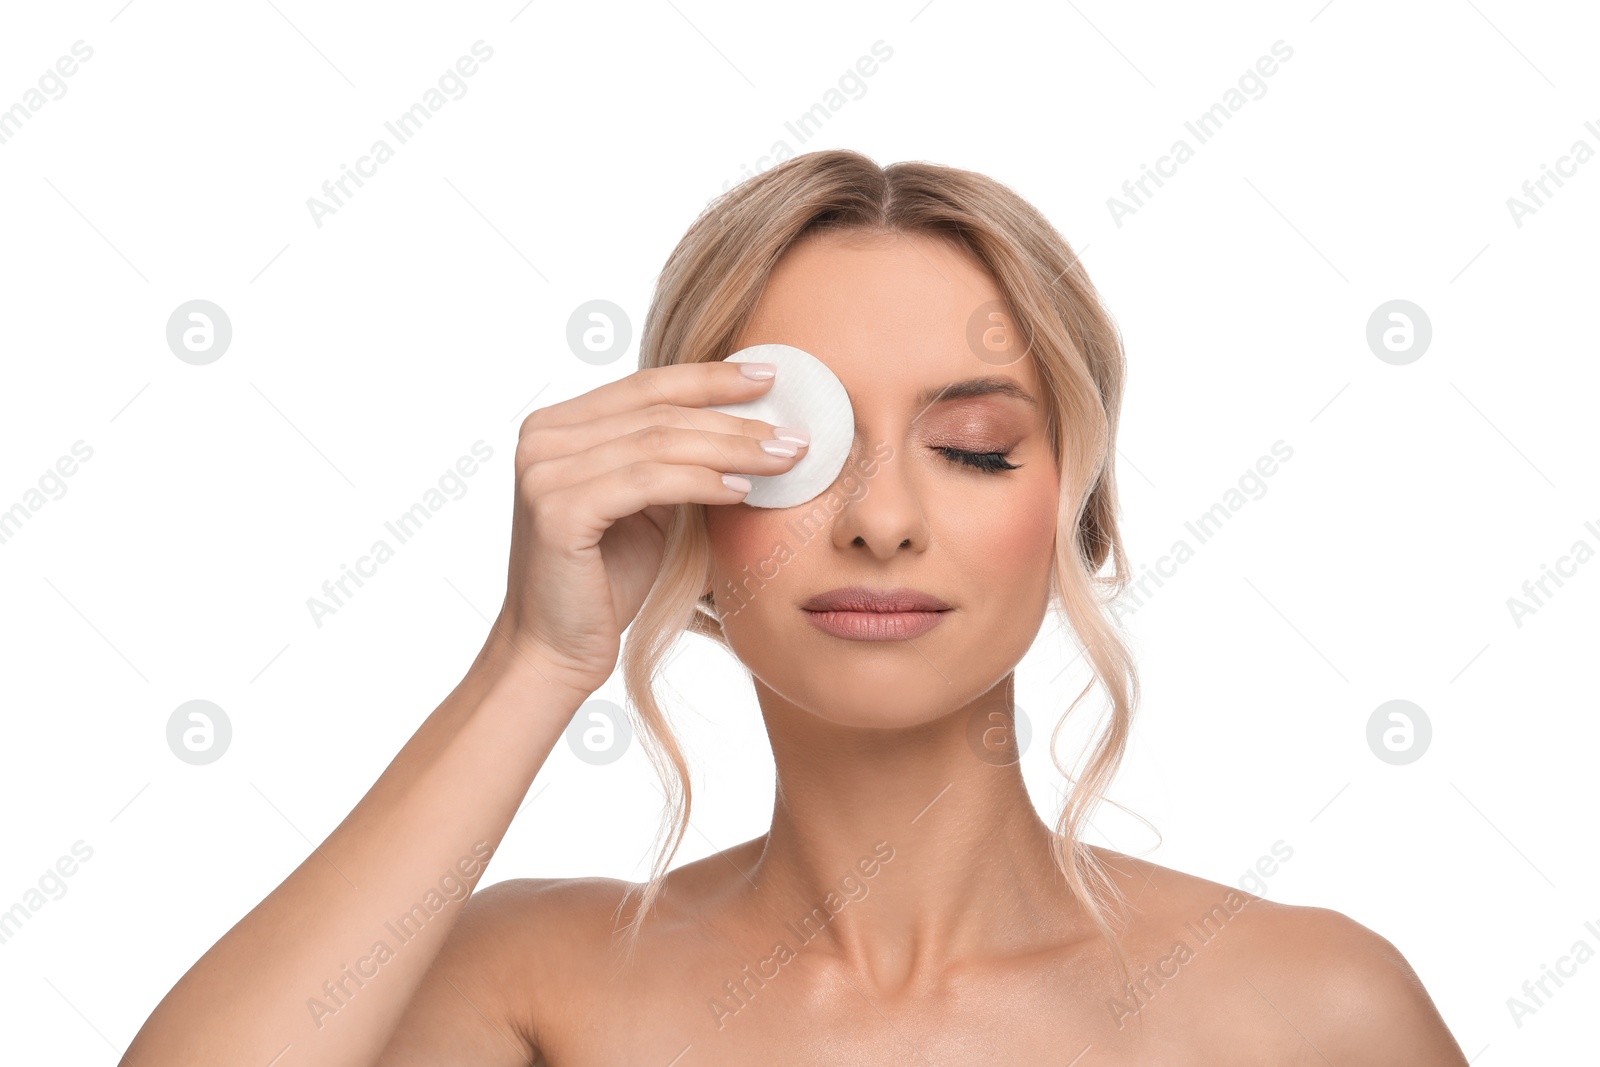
[722,474,752,492]
[760,439,798,457]
[740,362,776,379]
[773,426,809,445]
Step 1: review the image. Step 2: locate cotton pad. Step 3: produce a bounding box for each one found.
[703,344,854,508]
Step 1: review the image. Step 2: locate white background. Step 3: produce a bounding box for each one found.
[1,0,1596,1061]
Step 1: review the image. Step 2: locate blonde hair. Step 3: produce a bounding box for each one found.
[614,149,1141,977]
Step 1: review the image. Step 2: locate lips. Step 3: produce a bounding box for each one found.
[800,586,952,613]
[800,587,953,641]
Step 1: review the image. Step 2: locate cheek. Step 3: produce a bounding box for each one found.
[705,506,788,589]
[1019,475,1061,557]
[957,473,1059,593]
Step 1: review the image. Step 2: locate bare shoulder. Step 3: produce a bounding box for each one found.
[378,875,638,1066]
[1087,847,1468,1065]
[1218,899,1467,1063]
[466,872,640,944]
[460,874,642,998]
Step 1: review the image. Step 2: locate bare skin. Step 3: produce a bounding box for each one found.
[123,229,1467,1066]
[380,230,1469,1064]
[391,844,1462,1064]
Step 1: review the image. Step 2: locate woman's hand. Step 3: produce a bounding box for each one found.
[492,359,809,697]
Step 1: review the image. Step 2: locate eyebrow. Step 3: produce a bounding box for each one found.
[913,376,1038,410]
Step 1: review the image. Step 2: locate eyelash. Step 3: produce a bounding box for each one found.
[936,447,1021,473]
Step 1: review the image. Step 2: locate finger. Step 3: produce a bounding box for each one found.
[520,360,775,438]
[518,398,805,470]
[526,425,805,499]
[549,461,756,539]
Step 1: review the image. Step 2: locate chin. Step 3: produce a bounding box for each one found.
[793,675,953,735]
[732,620,1017,729]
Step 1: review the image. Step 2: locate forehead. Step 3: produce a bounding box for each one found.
[734,229,1039,411]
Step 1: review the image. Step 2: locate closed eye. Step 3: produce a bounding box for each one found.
[936,447,1021,473]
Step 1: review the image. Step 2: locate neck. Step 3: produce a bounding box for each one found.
[744,674,1091,992]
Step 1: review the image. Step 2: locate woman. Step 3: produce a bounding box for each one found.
[124,150,1468,1065]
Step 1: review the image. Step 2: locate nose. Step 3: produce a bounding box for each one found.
[826,430,928,559]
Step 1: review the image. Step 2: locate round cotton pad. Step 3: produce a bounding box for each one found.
[703,344,854,509]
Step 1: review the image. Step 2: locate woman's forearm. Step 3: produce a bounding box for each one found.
[121,634,589,1067]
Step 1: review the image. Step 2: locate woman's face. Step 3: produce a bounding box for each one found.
[704,228,1061,729]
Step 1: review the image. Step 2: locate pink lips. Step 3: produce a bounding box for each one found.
[800,586,952,641]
